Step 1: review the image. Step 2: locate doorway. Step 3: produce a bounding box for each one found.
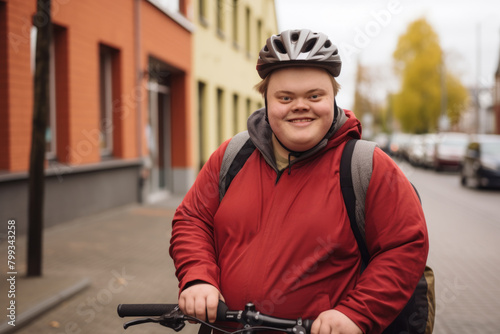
[146,78,173,201]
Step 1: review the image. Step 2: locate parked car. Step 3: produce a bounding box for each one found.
[408,135,425,166]
[433,132,469,171]
[460,134,500,188]
[389,133,411,160]
[373,133,391,154]
[422,133,438,169]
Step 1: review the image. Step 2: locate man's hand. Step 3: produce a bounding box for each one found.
[311,309,363,334]
[178,283,224,323]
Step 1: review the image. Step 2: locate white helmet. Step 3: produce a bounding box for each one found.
[256,29,342,79]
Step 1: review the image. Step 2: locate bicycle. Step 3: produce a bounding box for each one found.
[117,300,313,334]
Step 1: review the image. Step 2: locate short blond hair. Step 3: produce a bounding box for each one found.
[254,69,341,97]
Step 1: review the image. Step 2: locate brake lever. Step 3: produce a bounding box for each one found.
[123,317,160,329]
[123,306,186,331]
[159,305,187,331]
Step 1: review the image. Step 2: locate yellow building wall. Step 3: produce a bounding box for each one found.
[193,0,278,168]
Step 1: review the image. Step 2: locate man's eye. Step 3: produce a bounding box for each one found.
[310,94,319,99]
[281,96,291,101]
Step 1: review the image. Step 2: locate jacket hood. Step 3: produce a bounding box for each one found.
[247,106,362,171]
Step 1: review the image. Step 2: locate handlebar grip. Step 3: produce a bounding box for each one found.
[302,319,313,334]
[117,304,178,317]
[216,300,229,321]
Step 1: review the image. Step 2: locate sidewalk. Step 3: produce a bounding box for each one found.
[0,195,201,334]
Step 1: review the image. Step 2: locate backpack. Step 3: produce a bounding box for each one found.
[340,139,435,334]
[219,131,435,334]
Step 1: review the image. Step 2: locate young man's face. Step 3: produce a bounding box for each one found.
[267,67,335,153]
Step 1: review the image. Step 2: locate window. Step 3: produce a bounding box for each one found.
[99,45,118,156]
[232,0,238,45]
[216,0,225,37]
[198,0,207,25]
[246,98,252,119]
[245,7,251,55]
[31,26,57,159]
[257,20,262,51]
[232,93,239,134]
[217,88,224,145]
[198,81,206,169]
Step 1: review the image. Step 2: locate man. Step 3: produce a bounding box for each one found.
[169,29,428,334]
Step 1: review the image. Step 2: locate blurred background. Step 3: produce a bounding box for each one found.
[1,0,500,333]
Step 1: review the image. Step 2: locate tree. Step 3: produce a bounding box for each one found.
[28,0,52,277]
[392,18,441,133]
[352,61,386,135]
[445,72,469,129]
[352,61,372,121]
[392,17,468,133]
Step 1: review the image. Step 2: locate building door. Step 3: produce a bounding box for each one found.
[146,80,173,200]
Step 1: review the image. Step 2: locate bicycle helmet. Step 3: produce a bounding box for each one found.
[256,29,341,79]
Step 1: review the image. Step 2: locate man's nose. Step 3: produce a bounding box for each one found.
[292,98,310,111]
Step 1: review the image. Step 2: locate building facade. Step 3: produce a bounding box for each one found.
[0,0,194,233]
[193,0,278,168]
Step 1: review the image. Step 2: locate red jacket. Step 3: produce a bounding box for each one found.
[169,108,428,334]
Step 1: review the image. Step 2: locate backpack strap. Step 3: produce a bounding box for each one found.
[340,139,377,268]
[219,131,256,202]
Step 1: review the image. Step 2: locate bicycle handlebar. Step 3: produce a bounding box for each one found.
[117,301,313,334]
[117,303,179,317]
[117,300,229,320]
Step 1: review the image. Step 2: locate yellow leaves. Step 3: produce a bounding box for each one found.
[393,18,441,73]
[49,320,61,328]
[392,17,468,133]
[446,72,470,126]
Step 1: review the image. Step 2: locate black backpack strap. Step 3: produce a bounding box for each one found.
[219,131,256,202]
[340,139,371,269]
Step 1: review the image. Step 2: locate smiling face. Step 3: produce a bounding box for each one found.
[266,67,335,153]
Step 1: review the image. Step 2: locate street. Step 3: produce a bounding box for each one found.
[399,161,500,333]
[3,163,500,334]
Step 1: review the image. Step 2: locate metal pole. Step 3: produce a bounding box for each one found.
[27,0,52,277]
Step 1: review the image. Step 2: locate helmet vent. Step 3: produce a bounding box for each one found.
[273,39,287,54]
[303,38,317,53]
[257,29,342,79]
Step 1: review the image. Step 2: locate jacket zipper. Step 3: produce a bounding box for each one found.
[275,169,285,184]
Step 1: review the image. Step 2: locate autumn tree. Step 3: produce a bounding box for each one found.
[445,71,469,128]
[352,61,387,134]
[353,61,372,121]
[392,17,468,133]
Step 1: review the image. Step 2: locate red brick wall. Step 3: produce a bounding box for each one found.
[171,73,192,167]
[141,0,193,168]
[2,0,193,172]
[0,2,9,170]
[52,0,137,164]
[53,24,69,163]
[4,0,37,171]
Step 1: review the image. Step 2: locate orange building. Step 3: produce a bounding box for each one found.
[0,0,193,232]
